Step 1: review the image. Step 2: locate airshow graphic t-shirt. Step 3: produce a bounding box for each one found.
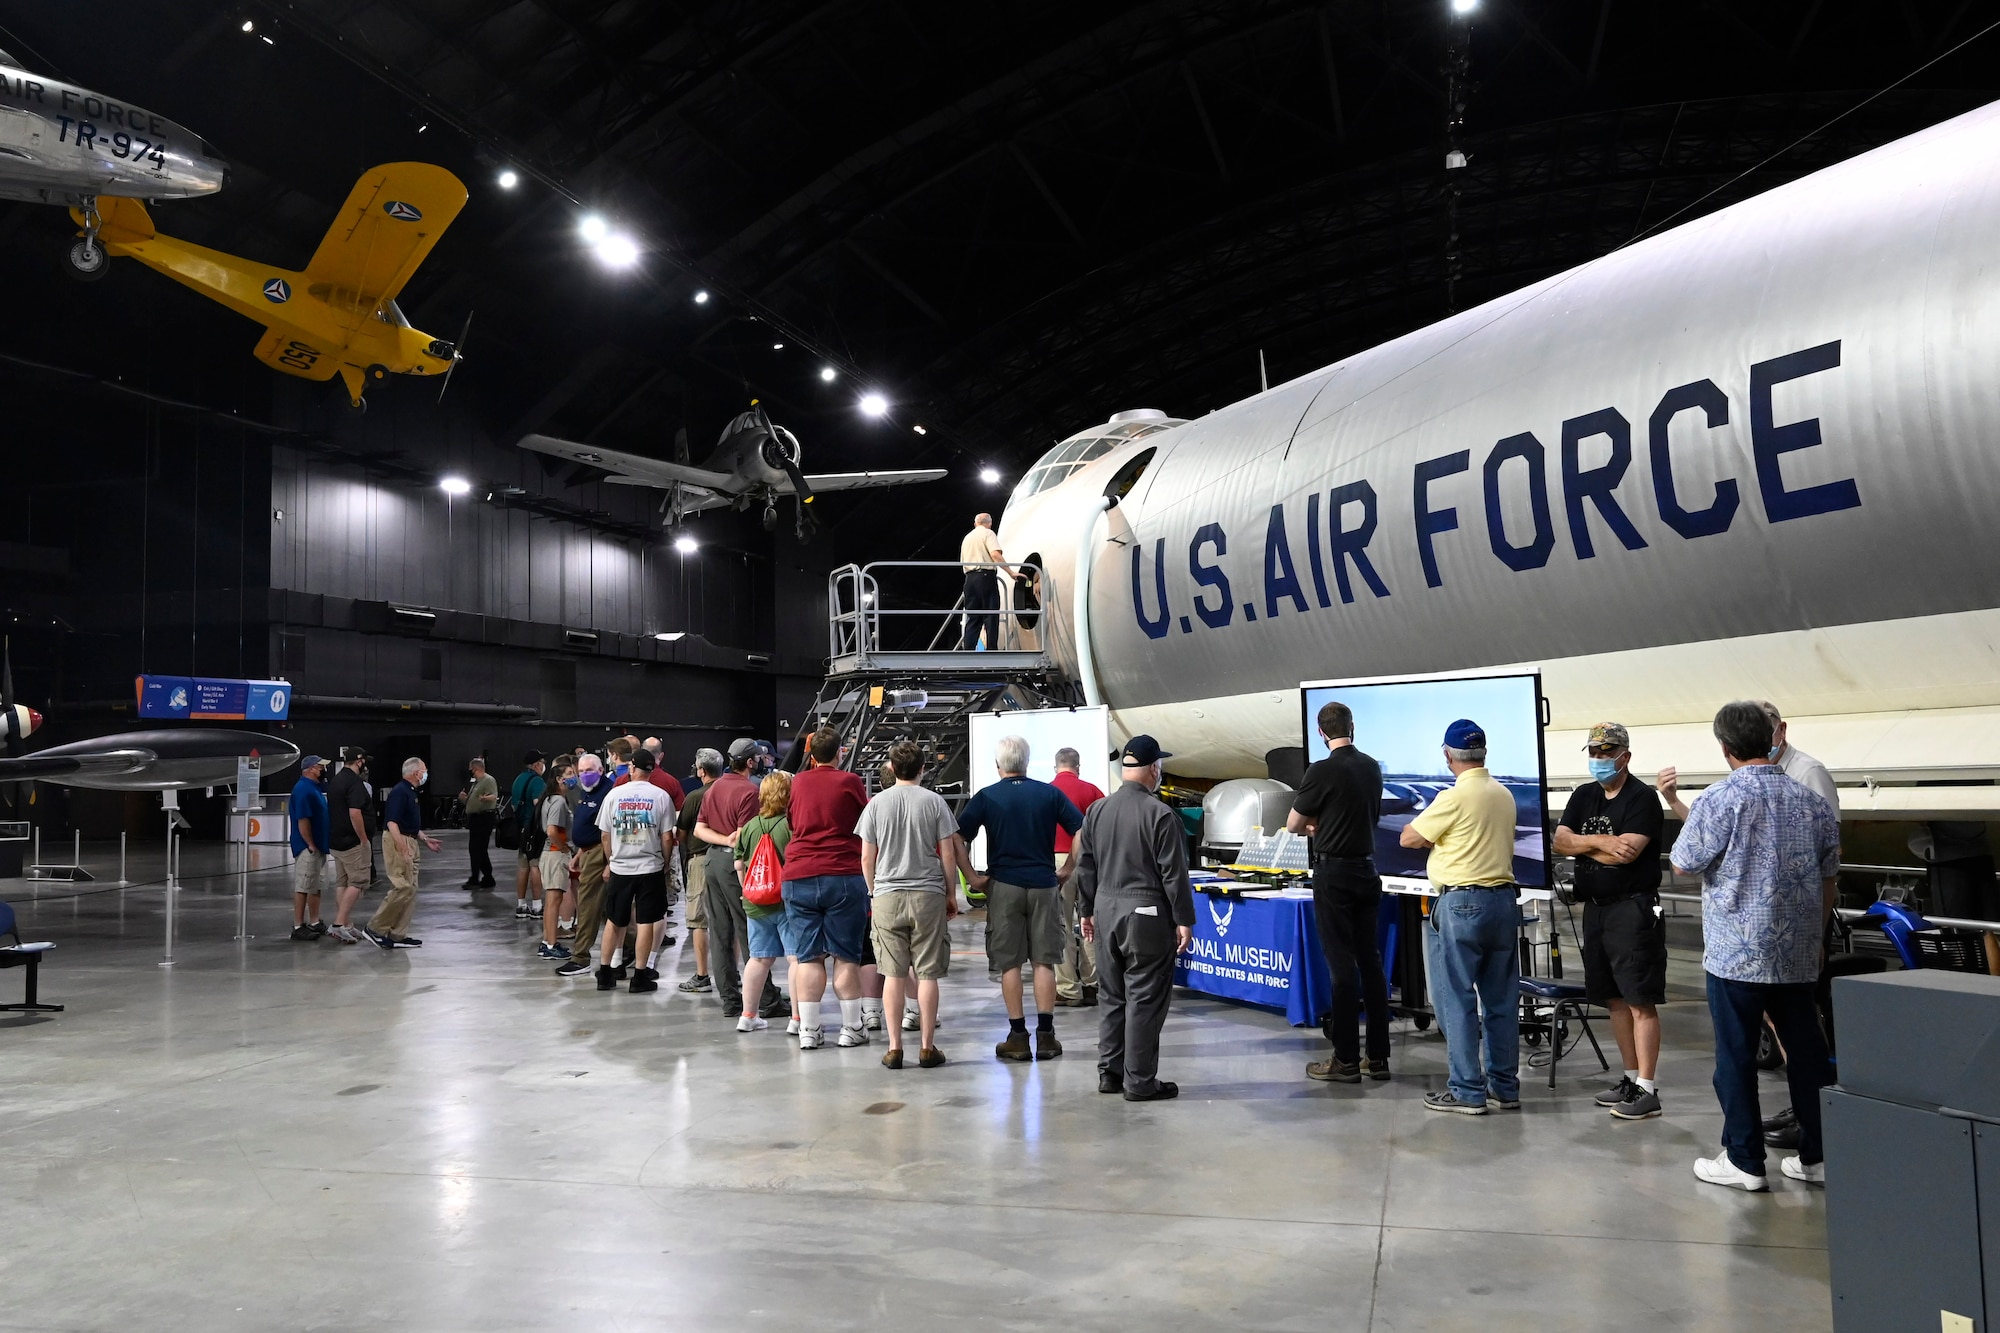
[595,783,674,876]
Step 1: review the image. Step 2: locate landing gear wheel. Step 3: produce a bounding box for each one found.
[347,396,368,414]
[761,505,778,532]
[366,363,389,382]
[65,237,109,282]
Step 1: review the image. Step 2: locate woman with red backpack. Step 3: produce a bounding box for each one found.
[733,771,796,1034]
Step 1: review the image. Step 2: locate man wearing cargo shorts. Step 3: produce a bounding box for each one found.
[555,754,610,978]
[956,735,1084,1062]
[326,747,375,944]
[861,741,965,1067]
[675,748,723,993]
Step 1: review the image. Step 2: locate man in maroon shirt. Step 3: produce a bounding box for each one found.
[641,737,686,805]
[782,728,872,1050]
[693,738,782,1016]
[1051,746,1107,1008]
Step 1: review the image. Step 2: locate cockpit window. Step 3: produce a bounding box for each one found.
[1012,416,1183,503]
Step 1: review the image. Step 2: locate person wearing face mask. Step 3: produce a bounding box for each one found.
[1553,723,1668,1121]
[556,754,611,979]
[366,757,442,949]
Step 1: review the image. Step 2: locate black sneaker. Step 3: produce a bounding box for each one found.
[365,928,395,949]
[514,902,531,919]
[1423,1090,1488,1115]
[555,957,592,978]
[309,920,329,937]
[462,879,480,890]
[1098,1071,1124,1095]
[1362,1058,1391,1081]
[1761,1105,1798,1133]
[629,968,660,994]
[290,923,318,941]
[1610,1085,1662,1120]
[1593,1076,1637,1108]
[537,942,572,960]
[655,933,677,949]
[390,935,422,948]
[1123,1080,1179,1102]
[595,965,618,991]
[677,974,713,994]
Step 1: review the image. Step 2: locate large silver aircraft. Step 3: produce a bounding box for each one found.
[0,47,227,277]
[999,98,2000,820]
[520,403,946,542]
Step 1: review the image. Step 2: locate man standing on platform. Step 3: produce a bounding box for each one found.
[367,757,440,950]
[1076,735,1195,1101]
[460,756,498,889]
[1051,747,1105,1010]
[1553,723,1667,1121]
[958,512,1012,651]
[1400,719,1522,1115]
[1286,701,1389,1084]
[695,738,785,1017]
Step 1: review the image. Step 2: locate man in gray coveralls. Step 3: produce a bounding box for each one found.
[1075,734,1196,1102]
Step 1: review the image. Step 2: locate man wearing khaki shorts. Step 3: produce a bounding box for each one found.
[326,747,375,944]
[675,748,724,993]
[859,741,966,1068]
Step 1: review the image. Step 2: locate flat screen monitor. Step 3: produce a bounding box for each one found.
[1300,672,1548,886]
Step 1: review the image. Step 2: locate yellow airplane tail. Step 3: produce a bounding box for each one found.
[68,196,155,246]
[252,327,340,382]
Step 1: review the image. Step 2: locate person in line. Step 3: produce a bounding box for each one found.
[460,756,499,890]
[326,748,374,944]
[1671,701,1840,1192]
[860,741,962,1068]
[616,746,680,967]
[957,735,1083,1061]
[1400,719,1523,1115]
[555,755,610,979]
[1075,735,1195,1101]
[695,739,785,1017]
[732,771,795,1034]
[676,749,722,995]
[782,729,872,1050]
[367,757,440,949]
[510,751,548,919]
[288,754,331,941]
[594,747,676,994]
[641,737,686,805]
[537,759,576,959]
[1553,723,1668,1120]
[1286,702,1390,1083]
[1050,747,1105,1010]
[958,511,1013,651]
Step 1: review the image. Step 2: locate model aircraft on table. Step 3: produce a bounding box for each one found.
[520,402,947,542]
[66,161,469,410]
[0,46,228,262]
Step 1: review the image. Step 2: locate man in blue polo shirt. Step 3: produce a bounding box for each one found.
[367,757,441,949]
[288,755,331,941]
[958,735,1083,1061]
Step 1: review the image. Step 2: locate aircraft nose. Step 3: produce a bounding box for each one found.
[27,708,42,734]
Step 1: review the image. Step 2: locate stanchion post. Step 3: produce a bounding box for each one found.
[119,832,127,885]
[160,805,178,969]
[72,829,80,871]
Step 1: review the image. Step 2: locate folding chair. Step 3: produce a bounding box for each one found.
[1518,975,1604,1089]
[0,900,62,1013]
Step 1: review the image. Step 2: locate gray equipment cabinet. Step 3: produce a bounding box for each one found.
[1826,970,2000,1332]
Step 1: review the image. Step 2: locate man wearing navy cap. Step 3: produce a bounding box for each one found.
[1075,735,1196,1102]
[1400,719,1524,1114]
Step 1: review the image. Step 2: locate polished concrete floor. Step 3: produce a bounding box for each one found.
[1,836,1833,1332]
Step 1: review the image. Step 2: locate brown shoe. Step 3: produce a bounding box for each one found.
[1307,1057,1362,1083]
[881,1048,904,1069]
[1053,993,1089,1008]
[918,1046,947,1068]
[995,1030,1032,1061]
[1036,1029,1063,1061]
[1363,1058,1391,1081]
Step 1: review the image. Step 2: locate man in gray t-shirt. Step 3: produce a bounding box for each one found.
[857,742,967,1066]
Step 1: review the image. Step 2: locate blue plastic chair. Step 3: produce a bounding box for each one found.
[0,900,61,1013]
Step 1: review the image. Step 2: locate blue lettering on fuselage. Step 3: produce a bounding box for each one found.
[1130,340,1860,640]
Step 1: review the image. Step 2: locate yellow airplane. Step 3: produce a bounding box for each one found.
[69,161,468,408]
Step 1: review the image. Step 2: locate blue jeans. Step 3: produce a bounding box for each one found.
[1424,887,1521,1105]
[1705,972,1834,1175]
[784,874,870,963]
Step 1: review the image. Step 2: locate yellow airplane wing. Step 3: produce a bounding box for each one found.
[302,162,467,335]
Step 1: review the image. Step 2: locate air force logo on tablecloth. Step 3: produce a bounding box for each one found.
[262,278,291,303]
[1208,899,1234,937]
[383,200,423,221]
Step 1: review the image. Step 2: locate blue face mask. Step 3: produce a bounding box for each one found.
[1587,757,1621,785]
[561,776,577,789]
[1767,745,1783,762]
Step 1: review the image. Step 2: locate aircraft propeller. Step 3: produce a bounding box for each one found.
[436,309,474,403]
[754,401,818,543]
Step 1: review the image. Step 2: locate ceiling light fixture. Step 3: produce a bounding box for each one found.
[772,342,784,350]
[979,467,1001,485]
[859,393,888,417]
[673,534,698,554]
[693,290,709,304]
[241,19,254,31]
[912,424,927,435]
[595,233,640,267]
[1450,0,1478,11]
[578,214,609,243]
[262,34,276,45]
[497,170,518,189]
[819,366,837,382]
[440,476,471,496]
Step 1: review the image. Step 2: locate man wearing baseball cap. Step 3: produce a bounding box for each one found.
[692,737,786,1017]
[1554,723,1667,1120]
[1399,718,1524,1115]
[288,755,331,941]
[1074,735,1196,1102]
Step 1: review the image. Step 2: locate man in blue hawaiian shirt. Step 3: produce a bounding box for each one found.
[1671,700,1840,1193]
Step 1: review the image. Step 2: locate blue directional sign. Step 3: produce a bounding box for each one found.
[136,676,291,721]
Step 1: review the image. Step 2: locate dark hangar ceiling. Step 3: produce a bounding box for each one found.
[3,0,1998,556]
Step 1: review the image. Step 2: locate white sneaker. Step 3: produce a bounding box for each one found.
[786,1017,801,1036]
[863,1008,884,1031]
[736,1015,769,1033]
[838,1025,870,1047]
[798,1025,824,1051]
[902,1005,937,1032]
[1780,1156,1825,1185]
[1692,1151,1770,1192]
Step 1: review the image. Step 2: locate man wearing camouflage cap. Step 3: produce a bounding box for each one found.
[1553,723,1668,1120]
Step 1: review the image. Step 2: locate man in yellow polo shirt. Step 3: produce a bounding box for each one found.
[1400,717,1523,1115]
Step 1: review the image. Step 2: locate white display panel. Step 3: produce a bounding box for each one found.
[964,705,1111,867]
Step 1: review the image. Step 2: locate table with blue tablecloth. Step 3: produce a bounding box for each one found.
[1173,888,1400,1027]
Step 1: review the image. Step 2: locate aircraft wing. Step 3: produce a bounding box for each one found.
[797,469,950,493]
[517,434,739,492]
[303,163,468,326]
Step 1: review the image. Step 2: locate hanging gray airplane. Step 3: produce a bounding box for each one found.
[519,402,946,542]
[0,46,228,277]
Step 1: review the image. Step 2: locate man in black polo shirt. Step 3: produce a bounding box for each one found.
[1553,722,1667,1121]
[1287,699,1389,1083]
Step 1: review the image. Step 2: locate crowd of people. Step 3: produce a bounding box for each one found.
[279,694,1853,1151]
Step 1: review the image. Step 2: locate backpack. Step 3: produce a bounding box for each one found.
[493,795,521,850]
[742,832,784,908]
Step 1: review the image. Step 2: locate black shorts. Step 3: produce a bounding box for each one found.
[605,870,668,928]
[1582,894,1667,1006]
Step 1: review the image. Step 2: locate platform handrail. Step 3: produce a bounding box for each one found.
[829,560,1045,663]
